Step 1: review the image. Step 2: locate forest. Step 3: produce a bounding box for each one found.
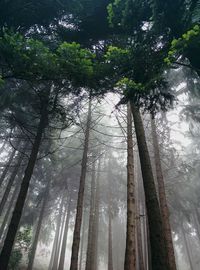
[0,0,200,270]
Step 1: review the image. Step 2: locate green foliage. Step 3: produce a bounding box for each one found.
[105,46,130,65]
[0,31,95,85]
[165,24,200,65]
[117,77,144,97]
[57,42,95,83]
[8,249,22,270]
[0,31,57,80]
[8,226,32,270]
[107,0,152,31]
[16,226,32,251]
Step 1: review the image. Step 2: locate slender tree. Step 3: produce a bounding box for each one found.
[85,158,96,270]
[0,148,17,188]
[131,103,168,270]
[70,97,92,270]
[124,102,136,270]
[0,150,24,216]
[27,179,51,270]
[151,116,177,270]
[0,97,49,269]
[58,192,72,270]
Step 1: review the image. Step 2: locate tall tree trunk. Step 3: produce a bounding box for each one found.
[85,159,96,270]
[0,102,48,270]
[27,180,50,270]
[130,103,168,270]
[151,116,177,270]
[48,196,65,270]
[108,199,114,270]
[181,226,194,270]
[124,102,136,270]
[92,158,101,270]
[135,155,145,270]
[0,151,24,216]
[0,182,20,241]
[0,148,17,188]
[58,194,72,270]
[70,97,92,270]
[52,197,65,270]
[78,207,87,270]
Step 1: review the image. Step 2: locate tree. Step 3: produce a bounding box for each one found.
[0,32,94,269]
[69,97,92,270]
[151,116,177,270]
[124,102,136,270]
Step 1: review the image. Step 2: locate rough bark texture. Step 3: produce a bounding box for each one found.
[27,180,50,270]
[0,151,24,216]
[130,103,168,270]
[58,194,72,270]
[0,148,16,188]
[124,102,136,270]
[70,97,91,270]
[151,116,177,270]
[85,159,96,270]
[0,102,48,270]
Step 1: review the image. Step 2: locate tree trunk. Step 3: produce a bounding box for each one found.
[48,196,65,270]
[58,194,72,270]
[151,116,177,270]
[78,207,87,270]
[0,102,48,270]
[0,182,20,242]
[130,103,168,270]
[0,148,17,188]
[52,197,65,270]
[69,97,92,270]
[108,199,113,270]
[27,180,50,270]
[181,226,194,270]
[0,151,24,216]
[92,158,101,270]
[124,102,136,270]
[135,155,146,270]
[85,159,96,270]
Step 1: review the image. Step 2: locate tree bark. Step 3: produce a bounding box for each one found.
[69,97,92,270]
[92,158,101,270]
[124,102,136,270]
[151,116,177,270]
[78,207,87,270]
[52,196,65,270]
[130,103,168,270]
[0,182,20,241]
[27,180,50,270]
[0,148,17,188]
[0,151,24,216]
[108,198,113,270]
[85,159,96,270]
[58,194,72,270]
[0,101,48,270]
